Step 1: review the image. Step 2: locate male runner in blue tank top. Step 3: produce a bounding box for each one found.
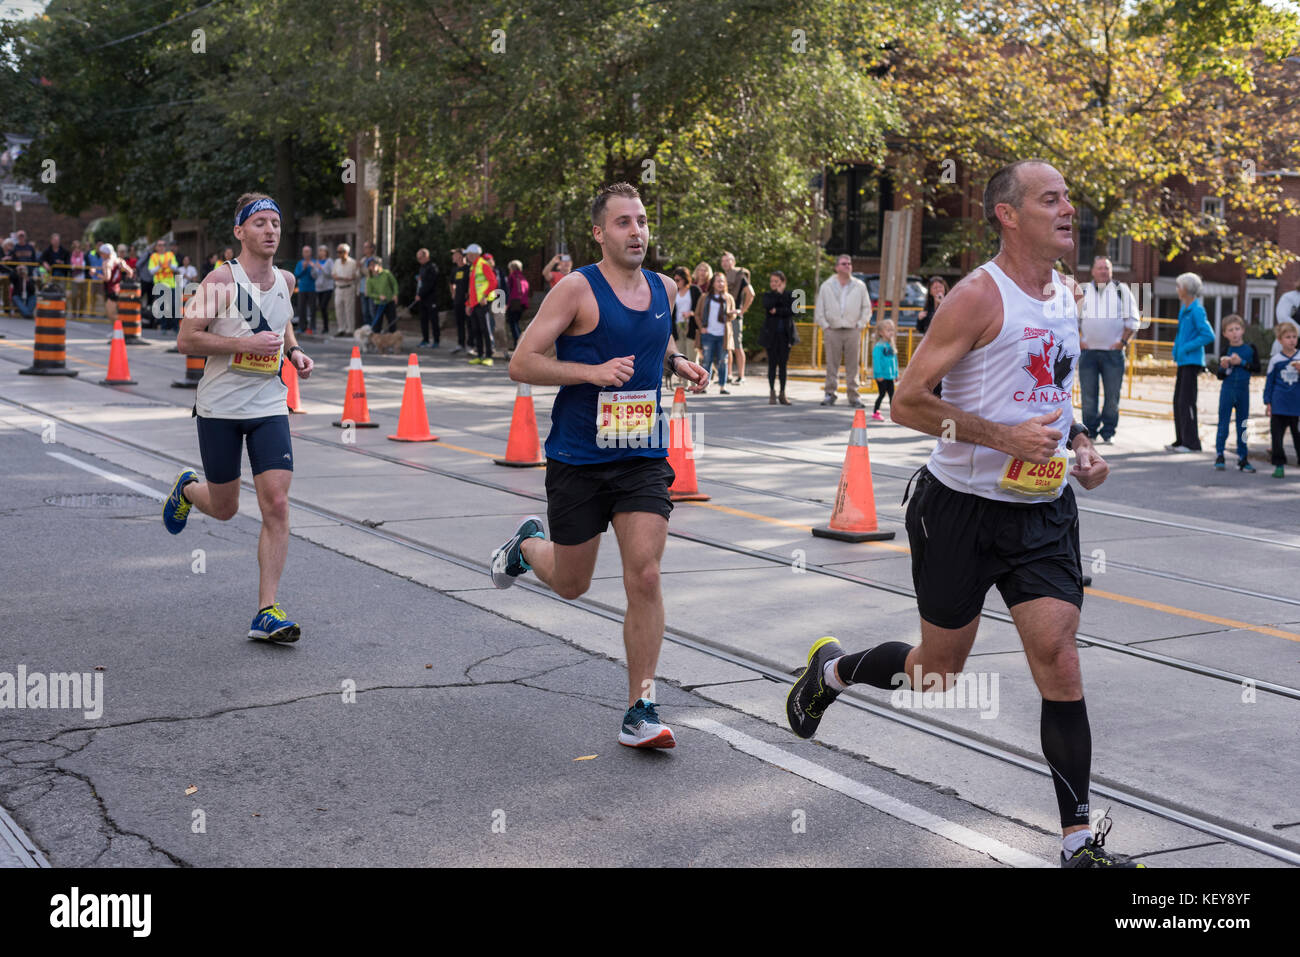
[489,182,709,749]
[786,161,1143,867]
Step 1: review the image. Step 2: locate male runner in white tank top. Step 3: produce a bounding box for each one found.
[786,161,1142,867]
[162,192,315,643]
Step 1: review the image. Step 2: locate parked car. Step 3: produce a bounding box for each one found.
[854,273,927,325]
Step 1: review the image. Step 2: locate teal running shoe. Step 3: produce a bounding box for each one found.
[490,516,545,588]
[618,699,676,748]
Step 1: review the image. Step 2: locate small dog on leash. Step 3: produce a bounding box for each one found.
[354,324,404,355]
[372,330,404,355]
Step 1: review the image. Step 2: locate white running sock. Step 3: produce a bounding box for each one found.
[1062,829,1092,857]
[823,657,848,692]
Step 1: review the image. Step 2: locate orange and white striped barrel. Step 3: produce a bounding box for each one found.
[172,353,205,389]
[118,279,145,343]
[19,286,78,377]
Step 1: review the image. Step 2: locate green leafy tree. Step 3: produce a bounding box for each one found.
[887,0,1300,275]
[13,0,345,247]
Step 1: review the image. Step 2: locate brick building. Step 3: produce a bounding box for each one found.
[824,160,1300,345]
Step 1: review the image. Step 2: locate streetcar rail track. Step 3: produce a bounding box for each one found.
[2,395,1300,868]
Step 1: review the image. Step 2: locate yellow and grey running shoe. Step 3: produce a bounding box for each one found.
[786,636,844,739]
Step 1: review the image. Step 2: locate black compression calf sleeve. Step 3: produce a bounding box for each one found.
[836,641,913,690]
[1041,697,1092,828]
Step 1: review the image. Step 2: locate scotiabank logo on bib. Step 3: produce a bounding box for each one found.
[1013,330,1074,402]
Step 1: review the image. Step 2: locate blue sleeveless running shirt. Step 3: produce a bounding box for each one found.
[544,264,672,464]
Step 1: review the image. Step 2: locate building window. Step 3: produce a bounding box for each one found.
[1202,196,1224,219]
[1077,208,1132,271]
[1106,236,1132,271]
[1078,208,1097,267]
[1248,294,1272,326]
[825,165,890,258]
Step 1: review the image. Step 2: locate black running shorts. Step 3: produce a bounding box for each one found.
[544,456,675,546]
[905,468,1083,629]
[196,414,293,485]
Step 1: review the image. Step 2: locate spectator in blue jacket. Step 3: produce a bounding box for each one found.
[1264,320,1300,478]
[293,245,317,334]
[1168,272,1215,452]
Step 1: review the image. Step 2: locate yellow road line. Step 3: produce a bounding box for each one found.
[431,439,500,460]
[0,338,106,369]
[684,500,912,555]
[684,500,814,532]
[426,438,1300,639]
[1084,588,1300,643]
[8,359,1286,641]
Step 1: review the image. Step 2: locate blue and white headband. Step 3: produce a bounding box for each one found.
[234,198,282,228]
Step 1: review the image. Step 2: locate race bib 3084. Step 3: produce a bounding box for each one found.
[228,349,282,376]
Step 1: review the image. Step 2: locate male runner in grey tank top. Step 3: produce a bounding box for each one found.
[786,161,1141,867]
[162,192,315,643]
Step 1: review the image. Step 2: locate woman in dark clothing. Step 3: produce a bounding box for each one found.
[917,275,948,337]
[760,271,798,405]
[917,275,949,397]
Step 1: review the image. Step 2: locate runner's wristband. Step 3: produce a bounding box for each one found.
[666,353,687,372]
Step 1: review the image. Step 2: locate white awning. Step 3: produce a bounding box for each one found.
[1153,277,1238,298]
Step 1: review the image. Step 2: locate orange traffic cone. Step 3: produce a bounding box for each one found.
[667,387,709,502]
[100,320,137,385]
[388,353,438,442]
[282,356,304,414]
[811,409,895,542]
[333,346,379,428]
[493,382,545,467]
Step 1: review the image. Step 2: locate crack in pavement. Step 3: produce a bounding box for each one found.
[0,649,616,867]
[461,641,564,682]
[51,763,190,868]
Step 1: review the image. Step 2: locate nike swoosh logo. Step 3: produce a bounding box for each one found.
[655,312,666,319]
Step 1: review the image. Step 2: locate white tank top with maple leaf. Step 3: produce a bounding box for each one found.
[926,259,1079,503]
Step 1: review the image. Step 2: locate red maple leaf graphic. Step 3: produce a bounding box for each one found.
[1023,333,1056,388]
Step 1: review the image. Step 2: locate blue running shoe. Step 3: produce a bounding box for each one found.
[618,699,676,748]
[248,603,301,643]
[490,515,545,588]
[163,469,198,535]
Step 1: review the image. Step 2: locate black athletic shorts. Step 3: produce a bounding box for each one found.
[545,456,675,546]
[905,468,1083,629]
[195,414,293,485]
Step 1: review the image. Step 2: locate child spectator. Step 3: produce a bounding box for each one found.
[366,258,399,333]
[1263,319,1300,478]
[1212,314,1260,472]
[870,318,898,421]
